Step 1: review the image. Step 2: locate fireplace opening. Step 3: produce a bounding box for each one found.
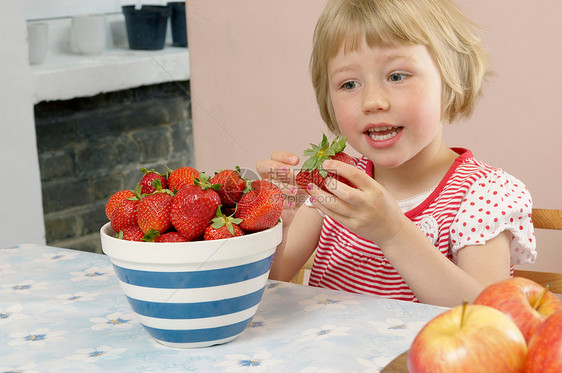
[34,81,193,252]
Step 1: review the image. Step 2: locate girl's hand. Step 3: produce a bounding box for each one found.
[256,151,308,224]
[308,159,409,247]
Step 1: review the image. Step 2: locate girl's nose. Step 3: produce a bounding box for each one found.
[362,84,389,112]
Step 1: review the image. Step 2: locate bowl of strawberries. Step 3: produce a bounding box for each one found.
[100,166,284,348]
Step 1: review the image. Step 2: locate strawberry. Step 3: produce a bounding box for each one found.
[168,166,200,192]
[117,225,145,241]
[296,134,356,194]
[155,231,190,242]
[105,189,135,219]
[141,229,190,242]
[139,168,168,195]
[204,207,244,240]
[235,179,283,232]
[136,182,174,234]
[210,166,249,207]
[169,173,222,241]
[110,196,140,233]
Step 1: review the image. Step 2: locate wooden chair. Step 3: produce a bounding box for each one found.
[290,209,562,292]
[514,208,562,294]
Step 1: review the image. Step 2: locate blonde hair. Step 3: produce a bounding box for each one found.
[310,0,490,134]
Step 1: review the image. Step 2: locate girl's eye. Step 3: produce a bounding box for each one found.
[340,81,358,90]
[388,73,407,83]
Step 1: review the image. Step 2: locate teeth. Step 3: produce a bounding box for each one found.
[369,131,397,141]
[369,126,393,132]
[367,126,400,141]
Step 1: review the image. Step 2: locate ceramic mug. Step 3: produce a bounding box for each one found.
[27,22,49,65]
[72,14,106,55]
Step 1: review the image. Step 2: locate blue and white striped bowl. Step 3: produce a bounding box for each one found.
[100,221,282,348]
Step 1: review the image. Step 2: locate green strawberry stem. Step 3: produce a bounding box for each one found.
[164,166,174,179]
[141,167,163,176]
[150,179,175,196]
[211,206,243,236]
[234,165,256,194]
[242,178,254,194]
[142,228,160,242]
[152,178,162,189]
[215,165,242,176]
[213,165,253,195]
[127,184,143,200]
[194,172,222,191]
[302,134,347,178]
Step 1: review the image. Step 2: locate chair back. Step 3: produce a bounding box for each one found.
[514,208,562,294]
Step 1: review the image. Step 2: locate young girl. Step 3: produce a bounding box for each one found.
[257,0,536,307]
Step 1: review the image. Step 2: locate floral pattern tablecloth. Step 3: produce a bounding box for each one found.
[0,244,447,372]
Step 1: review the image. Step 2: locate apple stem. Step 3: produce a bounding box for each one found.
[460,300,468,328]
[532,283,551,311]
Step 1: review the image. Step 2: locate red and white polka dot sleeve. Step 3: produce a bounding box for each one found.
[449,170,537,265]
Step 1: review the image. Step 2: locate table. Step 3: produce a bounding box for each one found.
[1,244,447,372]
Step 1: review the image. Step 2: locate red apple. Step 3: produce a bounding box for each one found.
[408,303,527,373]
[524,310,562,373]
[473,277,562,343]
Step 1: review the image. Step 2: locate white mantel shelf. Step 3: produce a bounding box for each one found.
[30,46,190,104]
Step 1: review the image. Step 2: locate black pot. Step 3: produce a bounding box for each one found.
[122,5,171,50]
[168,2,187,47]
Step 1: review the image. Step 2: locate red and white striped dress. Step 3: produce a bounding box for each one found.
[307,148,536,302]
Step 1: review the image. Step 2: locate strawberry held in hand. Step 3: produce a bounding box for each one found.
[170,173,222,241]
[296,134,356,194]
[235,179,283,232]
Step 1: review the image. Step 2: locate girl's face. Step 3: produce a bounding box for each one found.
[328,39,444,170]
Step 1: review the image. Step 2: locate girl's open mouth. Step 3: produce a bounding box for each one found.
[366,126,403,141]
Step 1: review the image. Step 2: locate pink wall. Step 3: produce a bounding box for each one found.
[186,0,327,173]
[187,0,561,272]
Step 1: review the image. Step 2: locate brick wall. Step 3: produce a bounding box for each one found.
[34,81,193,253]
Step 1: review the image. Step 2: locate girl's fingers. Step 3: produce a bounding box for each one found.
[266,173,308,210]
[256,160,292,181]
[271,151,300,165]
[319,160,374,208]
[285,185,309,210]
[257,151,299,181]
[323,160,375,190]
[308,182,353,217]
[323,176,359,205]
